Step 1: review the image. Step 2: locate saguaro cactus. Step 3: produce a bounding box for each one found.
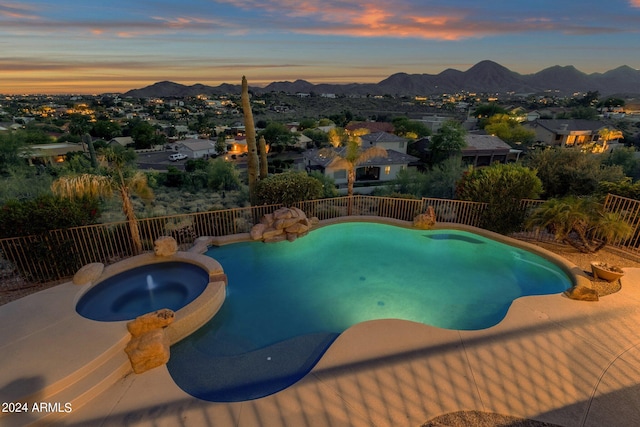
[258,135,268,179]
[241,76,260,204]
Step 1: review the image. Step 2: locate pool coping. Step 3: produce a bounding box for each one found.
[4,217,639,426]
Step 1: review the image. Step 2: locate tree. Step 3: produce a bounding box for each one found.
[206,158,242,191]
[127,119,164,149]
[320,137,387,200]
[484,114,535,146]
[51,146,153,254]
[526,196,632,253]
[255,171,324,206]
[68,114,91,137]
[526,148,626,197]
[392,117,430,139]
[457,163,543,234]
[259,122,296,153]
[91,119,122,140]
[429,120,466,164]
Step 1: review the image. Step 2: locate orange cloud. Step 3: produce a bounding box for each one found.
[630,0,640,7]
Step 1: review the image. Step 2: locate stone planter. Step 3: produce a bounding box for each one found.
[591,262,625,282]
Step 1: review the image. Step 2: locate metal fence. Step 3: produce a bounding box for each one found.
[1,194,639,286]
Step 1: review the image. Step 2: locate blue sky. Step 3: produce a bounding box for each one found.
[1,0,639,94]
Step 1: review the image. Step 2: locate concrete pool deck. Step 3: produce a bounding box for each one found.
[2,276,640,426]
[1,228,640,426]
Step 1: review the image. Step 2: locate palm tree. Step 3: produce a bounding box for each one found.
[526,196,632,253]
[52,146,153,254]
[320,137,387,214]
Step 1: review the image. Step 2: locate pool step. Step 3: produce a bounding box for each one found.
[0,333,132,427]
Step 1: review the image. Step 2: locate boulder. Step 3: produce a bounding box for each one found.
[250,223,267,240]
[262,227,284,240]
[154,236,178,257]
[125,328,170,374]
[73,262,104,286]
[413,206,437,230]
[260,213,274,226]
[264,233,287,243]
[291,207,306,218]
[273,207,293,220]
[127,309,175,337]
[564,286,599,301]
[285,222,309,234]
[253,207,314,242]
[274,217,301,230]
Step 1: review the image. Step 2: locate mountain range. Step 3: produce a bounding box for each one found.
[123,60,640,98]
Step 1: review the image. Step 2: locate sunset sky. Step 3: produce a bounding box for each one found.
[1,0,639,94]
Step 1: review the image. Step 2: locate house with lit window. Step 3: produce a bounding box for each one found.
[302,132,418,192]
[524,119,623,151]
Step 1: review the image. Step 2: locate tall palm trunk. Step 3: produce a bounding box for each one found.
[119,185,142,254]
[347,168,356,215]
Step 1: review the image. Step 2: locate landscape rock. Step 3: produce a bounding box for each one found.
[564,285,599,301]
[154,236,178,257]
[250,223,267,240]
[124,328,170,374]
[127,308,175,337]
[273,207,293,220]
[262,227,284,240]
[250,207,314,243]
[73,262,104,285]
[264,233,287,243]
[413,206,437,229]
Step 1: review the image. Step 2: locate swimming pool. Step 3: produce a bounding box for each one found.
[167,222,572,402]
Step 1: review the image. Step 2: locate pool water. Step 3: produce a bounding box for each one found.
[167,223,572,401]
[76,262,209,321]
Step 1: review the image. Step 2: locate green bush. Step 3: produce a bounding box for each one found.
[0,195,102,282]
[256,171,324,206]
[0,194,101,238]
[457,163,543,234]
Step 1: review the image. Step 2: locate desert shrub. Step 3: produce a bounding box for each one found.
[256,171,324,206]
[206,158,242,191]
[0,194,101,238]
[309,171,338,198]
[457,163,543,234]
[526,148,625,197]
[0,195,102,282]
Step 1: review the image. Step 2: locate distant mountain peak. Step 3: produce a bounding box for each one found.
[122,61,640,98]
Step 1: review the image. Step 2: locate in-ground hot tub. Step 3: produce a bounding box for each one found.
[74,251,227,344]
[76,261,210,322]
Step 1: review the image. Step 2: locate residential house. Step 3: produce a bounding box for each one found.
[303,131,418,192]
[108,136,134,147]
[414,133,519,166]
[360,131,408,153]
[175,139,218,159]
[345,121,394,134]
[524,119,623,151]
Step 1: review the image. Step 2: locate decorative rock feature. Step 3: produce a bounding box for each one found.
[72,262,104,285]
[250,207,319,243]
[126,308,175,337]
[564,285,599,301]
[154,236,178,257]
[125,309,175,374]
[125,328,170,374]
[413,206,437,229]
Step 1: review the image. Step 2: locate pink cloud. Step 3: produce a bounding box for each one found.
[0,2,39,19]
[630,0,640,7]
